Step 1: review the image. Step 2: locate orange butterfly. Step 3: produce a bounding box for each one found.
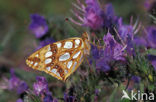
[26,32,91,81]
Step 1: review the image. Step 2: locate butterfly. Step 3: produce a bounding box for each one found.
[26,32,91,81]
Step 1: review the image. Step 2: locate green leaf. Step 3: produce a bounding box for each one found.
[120,98,131,102]
[148,85,155,91]
[147,49,156,56]
[109,87,118,102]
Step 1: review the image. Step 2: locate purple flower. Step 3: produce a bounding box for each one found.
[70,0,104,30]
[117,18,141,55]
[133,37,147,46]
[85,0,100,7]
[91,44,104,60]
[146,26,156,48]
[9,69,21,90]
[17,81,28,94]
[16,98,23,102]
[83,0,104,30]
[43,92,58,102]
[118,18,134,42]
[33,76,49,96]
[29,14,49,38]
[40,38,55,47]
[105,3,115,19]
[94,89,99,102]
[131,76,141,83]
[9,69,28,94]
[103,31,125,61]
[64,93,75,102]
[103,31,116,47]
[135,26,156,71]
[70,1,119,30]
[96,58,110,72]
[134,26,156,49]
[53,99,58,102]
[148,55,156,70]
[96,32,125,72]
[104,3,118,28]
[43,92,53,102]
[37,37,55,49]
[95,89,99,96]
[144,0,155,11]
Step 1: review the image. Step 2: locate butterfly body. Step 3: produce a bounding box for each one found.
[26,32,90,81]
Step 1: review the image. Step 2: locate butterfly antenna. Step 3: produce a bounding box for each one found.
[65,17,82,34]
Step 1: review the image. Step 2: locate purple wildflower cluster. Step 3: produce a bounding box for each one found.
[33,76,49,96]
[70,0,118,30]
[90,17,141,73]
[8,71,58,102]
[135,26,156,70]
[8,71,76,102]
[94,31,125,72]
[70,0,156,87]
[70,0,140,74]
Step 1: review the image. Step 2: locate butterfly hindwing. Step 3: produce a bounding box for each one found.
[52,37,85,80]
[63,49,84,80]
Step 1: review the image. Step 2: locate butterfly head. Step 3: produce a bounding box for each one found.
[82,32,90,41]
[82,32,91,55]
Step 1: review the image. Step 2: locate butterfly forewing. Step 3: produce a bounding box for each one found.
[26,36,86,81]
[26,44,56,71]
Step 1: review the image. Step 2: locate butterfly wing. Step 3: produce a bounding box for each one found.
[26,37,85,81]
